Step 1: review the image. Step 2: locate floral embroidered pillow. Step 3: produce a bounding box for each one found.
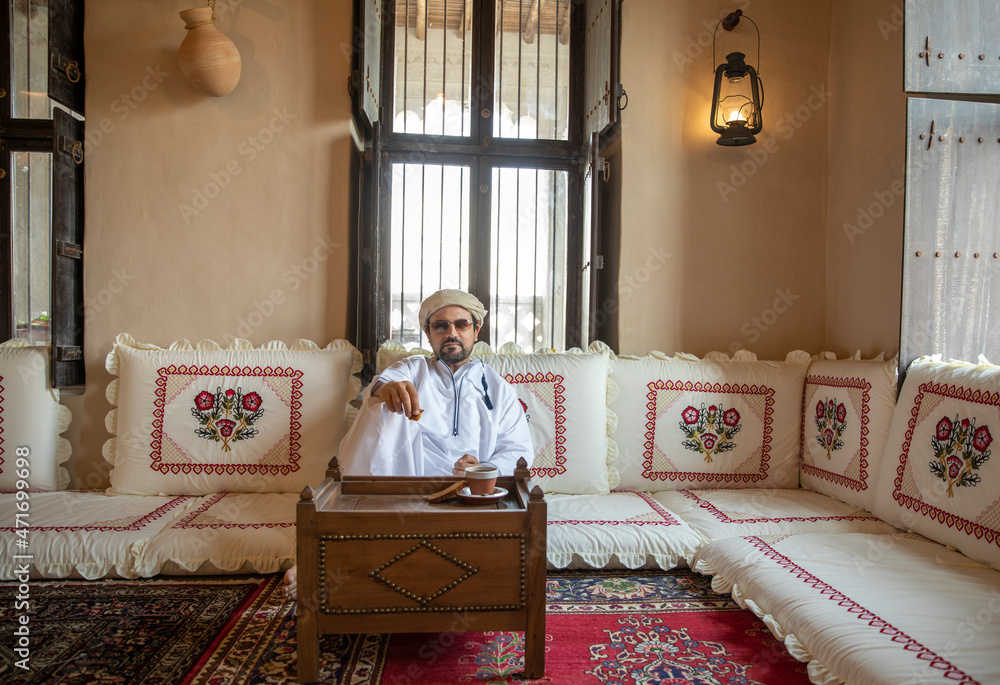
[376,340,616,494]
[478,342,617,495]
[104,334,362,495]
[874,356,1000,570]
[799,354,898,512]
[609,350,810,492]
[0,340,72,492]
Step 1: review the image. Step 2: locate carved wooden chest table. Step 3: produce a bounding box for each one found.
[295,457,546,683]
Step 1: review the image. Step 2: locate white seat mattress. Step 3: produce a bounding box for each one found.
[693,532,1000,685]
[546,491,707,569]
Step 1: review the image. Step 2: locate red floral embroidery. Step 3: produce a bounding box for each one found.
[930,413,991,497]
[644,380,775,484]
[814,396,847,459]
[973,425,992,452]
[216,419,236,437]
[242,391,263,412]
[936,417,952,441]
[946,455,963,480]
[191,386,265,453]
[153,365,304,477]
[679,403,742,463]
[801,375,873,492]
[519,399,527,413]
[894,381,1000,548]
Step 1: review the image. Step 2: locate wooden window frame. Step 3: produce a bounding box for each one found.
[0,0,86,390]
[348,0,621,375]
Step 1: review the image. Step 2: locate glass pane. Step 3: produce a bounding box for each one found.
[390,162,471,349]
[490,167,567,352]
[494,0,571,140]
[12,151,52,344]
[393,0,474,136]
[10,0,54,119]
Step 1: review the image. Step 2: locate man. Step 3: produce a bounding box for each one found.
[284,289,534,596]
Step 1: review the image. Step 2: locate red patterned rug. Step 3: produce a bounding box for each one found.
[0,570,810,684]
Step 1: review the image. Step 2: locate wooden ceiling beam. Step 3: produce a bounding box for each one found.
[523,0,545,44]
[416,0,427,40]
[460,0,472,37]
[557,1,570,46]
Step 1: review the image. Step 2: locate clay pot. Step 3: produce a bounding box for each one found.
[178,7,241,97]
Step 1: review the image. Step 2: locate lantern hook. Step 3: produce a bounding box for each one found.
[713,9,761,78]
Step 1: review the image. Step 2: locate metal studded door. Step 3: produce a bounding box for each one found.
[901,98,1000,377]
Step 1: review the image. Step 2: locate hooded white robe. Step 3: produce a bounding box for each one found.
[338,356,534,477]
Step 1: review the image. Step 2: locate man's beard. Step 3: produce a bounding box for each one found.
[437,337,470,365]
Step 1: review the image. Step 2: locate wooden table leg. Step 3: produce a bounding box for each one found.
[523,484,547,679]
[296,605,320,683]
[297,488,322,683]
[523,614,546,679]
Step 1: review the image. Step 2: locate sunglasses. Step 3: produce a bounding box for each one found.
[429,319,475,333]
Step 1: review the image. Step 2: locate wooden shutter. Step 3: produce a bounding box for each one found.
[905,0,1000,95]
[579,132,602,346]
[49,0,85,116]
[50,107,85,389]
[0,150,9,342]
[358,0,382,127]
[584,0,620,137]
[900,98,1000,376]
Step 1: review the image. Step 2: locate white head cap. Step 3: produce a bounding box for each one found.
[418,289,488,329]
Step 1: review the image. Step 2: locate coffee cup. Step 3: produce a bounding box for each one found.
[465,464,499,496]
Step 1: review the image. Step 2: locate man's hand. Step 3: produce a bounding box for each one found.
[453,454,479,477]
[374,380,421,418]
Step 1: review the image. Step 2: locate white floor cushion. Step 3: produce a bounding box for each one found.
[610,350,810,492]
[546,492,707,570]
[652,489,900,542]
[800,353,897,513]
[875,356,1000,570]
[479,343,616,494]
[376,340,618,494]
[135,492,296,576]
[0,491,192,579]
[693,532,1000,685]
[0,340,72,491]
[104,334,361,495]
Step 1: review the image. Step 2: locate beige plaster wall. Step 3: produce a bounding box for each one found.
[617,0,832,358]
[60,0,907,487]
[825,0,906,358]
[64,0,355,488]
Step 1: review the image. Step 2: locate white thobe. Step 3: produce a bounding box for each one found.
[337,356,534,477]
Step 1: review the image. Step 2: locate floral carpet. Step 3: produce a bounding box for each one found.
[0,570,811,684]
